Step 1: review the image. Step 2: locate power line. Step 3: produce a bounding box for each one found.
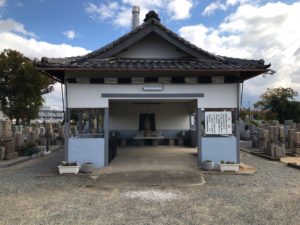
[264,37,300,73]
[275,45,300,72]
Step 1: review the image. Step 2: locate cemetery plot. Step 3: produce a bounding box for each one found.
[240,119,300,161]
[0,119,64,165]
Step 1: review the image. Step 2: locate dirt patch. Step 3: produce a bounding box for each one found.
[122,190,183,202]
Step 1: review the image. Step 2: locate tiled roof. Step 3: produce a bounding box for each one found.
[38,57,269,70]
[36,18,270,80]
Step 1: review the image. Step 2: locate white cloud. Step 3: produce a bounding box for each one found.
[202,1,226,16]
[0,19,36,37]
[180,1,300,105]
[202,0,251,16]
[0,19,90,109]
[167,0,193,20]
[85,2,119,20]
[63,30,76,40]
[0,0,6,7]
[85,0,194,28]
[0,32,89,59]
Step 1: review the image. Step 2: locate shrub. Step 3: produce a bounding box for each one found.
[17,142,39,156]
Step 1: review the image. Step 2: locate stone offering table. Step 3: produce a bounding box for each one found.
[133,136,165,146]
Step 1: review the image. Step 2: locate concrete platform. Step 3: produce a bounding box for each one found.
[92,146,205,187]
[94,146,198,174]
[280,157,300,165]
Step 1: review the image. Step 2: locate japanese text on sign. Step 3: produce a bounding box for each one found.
[205,112,232,135]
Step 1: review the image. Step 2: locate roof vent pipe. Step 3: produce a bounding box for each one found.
[132,6,140,30]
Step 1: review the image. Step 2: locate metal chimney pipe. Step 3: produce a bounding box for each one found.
[132,6,140,30]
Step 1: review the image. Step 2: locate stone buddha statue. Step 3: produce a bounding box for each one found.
[143,116,152,137]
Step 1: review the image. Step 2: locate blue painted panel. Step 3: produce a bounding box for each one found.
[68,138,105,168]
[201,136,237,165]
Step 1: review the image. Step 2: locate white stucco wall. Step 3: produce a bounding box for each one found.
[110,102,190,130]
[116,33,189,58]
[67,83,238,109]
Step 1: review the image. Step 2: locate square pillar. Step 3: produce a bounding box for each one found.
[235,108,240,163]
[196,108,202,166]
[64,81,70,161]
[104,107,109,165]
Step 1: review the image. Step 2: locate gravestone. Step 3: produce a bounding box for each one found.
[17,125,23,132]
[24,127,32,135]
[258,128,265,151]
[58,127,64,138]
[14,133,24,148]
[4,139,18,160]
[270,143,284,158]
[249,124,257,136]
[40,127,46,136]
[239,120,246,140]
[294,132,300,156]
[33,127,41,136]
[29,131,38,143]
[284,125,290,144]
[284,120,294,126]
[48,123,53,134]
[276,143,286,157]
[279,126,285,143]
[288,129,296,150]
[0,146,5,160]
[269,126,279,144]
[0,120,12,138]
[291,122,297,129]
[251,130,259,148]
[263,130,269,154]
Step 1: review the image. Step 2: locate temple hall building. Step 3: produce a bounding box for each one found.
[36,8,270,168]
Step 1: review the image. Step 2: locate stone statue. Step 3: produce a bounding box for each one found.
[143,116,152,137]
[144,116,151,130]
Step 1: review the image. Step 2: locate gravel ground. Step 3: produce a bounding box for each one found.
[0,149,299,225]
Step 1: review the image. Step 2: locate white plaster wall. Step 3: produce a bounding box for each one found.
[116,33,189,58]
[110,102,190,130]
[67,83,238,109]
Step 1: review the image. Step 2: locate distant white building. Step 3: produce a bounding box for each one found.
[33,106,64,123]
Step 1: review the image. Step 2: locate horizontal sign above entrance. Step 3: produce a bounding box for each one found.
[102,93,204,98]
[205,112,232,135]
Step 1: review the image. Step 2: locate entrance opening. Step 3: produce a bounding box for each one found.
[108,99,198,169]
[139,113,156,131]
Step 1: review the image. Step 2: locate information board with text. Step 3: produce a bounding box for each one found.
[205,112,232,135]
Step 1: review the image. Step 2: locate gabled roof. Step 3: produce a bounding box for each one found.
[36,17,271,82]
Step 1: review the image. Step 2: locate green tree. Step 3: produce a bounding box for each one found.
[254,87,300,123]
[0,49,54,124]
